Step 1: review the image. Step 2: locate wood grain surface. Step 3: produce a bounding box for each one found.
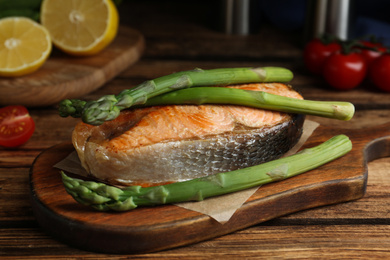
[29,120,390,254]
[0,26,144,107]
[3,1,390,259]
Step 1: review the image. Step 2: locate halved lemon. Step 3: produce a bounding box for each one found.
[0,17,52,77]
[40,0,119,56]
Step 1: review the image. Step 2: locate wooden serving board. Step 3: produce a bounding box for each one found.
[0,26,144,107]
[29,122,390,254]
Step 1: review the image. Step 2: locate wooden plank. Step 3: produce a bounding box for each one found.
[0,26,144,107]
[29,120,383,254]
[277,156,390,223]
[0,150,40,167]
[0,168,35,222]
[3,0,390,258]
[2,225,390,258]
[2,156,389,224]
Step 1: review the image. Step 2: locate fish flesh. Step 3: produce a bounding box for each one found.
[72,83,305,187]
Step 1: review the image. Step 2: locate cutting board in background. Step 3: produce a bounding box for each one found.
[0,26,144,107]
[29,122,390,254]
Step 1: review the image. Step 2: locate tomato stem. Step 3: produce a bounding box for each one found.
[319,33,339,45]
[340,40,357,55]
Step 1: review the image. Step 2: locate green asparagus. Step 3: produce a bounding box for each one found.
[143,87,355,121]
[58,67,293,125]
[61,134,352,211]
[59,68,354,124]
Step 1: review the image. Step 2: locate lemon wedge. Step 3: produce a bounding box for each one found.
[40,0,119,56]
[0,17,52,77]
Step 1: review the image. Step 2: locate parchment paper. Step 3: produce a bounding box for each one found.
[55,120,319,224]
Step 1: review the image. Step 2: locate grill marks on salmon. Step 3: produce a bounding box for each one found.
[72,83,305,186]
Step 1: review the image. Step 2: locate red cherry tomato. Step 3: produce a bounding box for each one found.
[303,38,341,75]
[369,54,390,92]
[0,105,35,147]
[356,41,387,67]
[322,52,367,90]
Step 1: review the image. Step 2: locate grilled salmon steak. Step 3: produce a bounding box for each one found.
[72,83,305,187]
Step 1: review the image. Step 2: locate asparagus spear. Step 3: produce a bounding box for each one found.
[58,67,293,125]
[61,134,352,211]
[59,83,355,124]
[144,87,355,121]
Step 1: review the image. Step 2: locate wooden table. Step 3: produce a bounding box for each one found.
[2,1,390,259]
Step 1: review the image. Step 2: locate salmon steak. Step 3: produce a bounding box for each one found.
[72,83,305,187]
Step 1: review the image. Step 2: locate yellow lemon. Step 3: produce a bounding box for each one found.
[40,0,119,56]
[0,17,52,77]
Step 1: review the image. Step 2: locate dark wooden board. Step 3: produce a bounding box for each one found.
[29,122,390,254]
[0,26,144,107]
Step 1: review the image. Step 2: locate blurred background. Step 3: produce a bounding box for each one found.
[120,0,390,44]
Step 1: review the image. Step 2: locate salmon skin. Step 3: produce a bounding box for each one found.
[72,83,305,187]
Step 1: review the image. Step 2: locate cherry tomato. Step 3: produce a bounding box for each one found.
[0,105,35,147]
[369,54,390,92]
[322,51,367,90]
[356,41,387,67]
[303,38,341,75]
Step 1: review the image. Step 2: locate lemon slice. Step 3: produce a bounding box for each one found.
[40,0,119,56]
[0,17,52,77]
